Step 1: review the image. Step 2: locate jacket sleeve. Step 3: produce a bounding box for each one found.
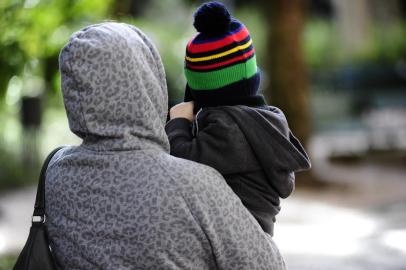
[165,114,255,175]
[183,168,286,270]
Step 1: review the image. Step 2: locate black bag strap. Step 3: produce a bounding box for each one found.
[32,147,64,223]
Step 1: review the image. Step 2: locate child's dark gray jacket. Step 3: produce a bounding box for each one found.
[165,104,311,235]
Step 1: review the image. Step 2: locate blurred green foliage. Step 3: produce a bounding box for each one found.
[0,0,114,190]
[304,19,406,69]
[369,22,406,64]
[0,254,16,270]
[0,144,26,190]
[304,19,338,69]
[0,0,114,100]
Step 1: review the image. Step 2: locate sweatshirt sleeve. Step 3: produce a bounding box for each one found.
[165,114,255,175]
[182,167,286,270]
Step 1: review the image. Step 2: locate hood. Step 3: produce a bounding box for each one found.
[59,22,169,152]
[222,105,311,198]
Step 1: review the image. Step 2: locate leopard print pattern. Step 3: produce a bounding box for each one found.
[59,22,169,152]
[46,22,286,270]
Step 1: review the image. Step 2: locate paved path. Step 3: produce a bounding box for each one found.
[0,187,35,254]
[275,193,406,270]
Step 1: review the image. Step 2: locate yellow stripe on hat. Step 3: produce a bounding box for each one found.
[185,39,252,63]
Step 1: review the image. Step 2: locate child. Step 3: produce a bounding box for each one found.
[165,1,311,236]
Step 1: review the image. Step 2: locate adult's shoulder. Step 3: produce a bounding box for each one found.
[47,146,77,168]
[155,152,226,189]
[153,152,245,206]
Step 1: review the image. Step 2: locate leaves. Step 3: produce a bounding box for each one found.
[0,0,114,98]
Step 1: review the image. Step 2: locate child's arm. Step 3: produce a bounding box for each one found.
[165,105,254,175]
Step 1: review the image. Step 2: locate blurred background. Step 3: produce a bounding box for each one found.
[0,0,405,269]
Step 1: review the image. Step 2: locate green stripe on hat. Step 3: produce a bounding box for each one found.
[185,56,257,90]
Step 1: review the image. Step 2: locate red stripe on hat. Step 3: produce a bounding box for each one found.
[187,26,250,54]
[186,49,255,70]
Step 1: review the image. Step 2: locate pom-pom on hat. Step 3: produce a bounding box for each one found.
[193,1,231,36]
[184,1,262,108]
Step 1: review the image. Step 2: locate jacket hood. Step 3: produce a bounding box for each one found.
[59,22,169,152]
[222,105,311,198]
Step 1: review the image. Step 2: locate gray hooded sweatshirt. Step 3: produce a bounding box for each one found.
[45,22,286,270]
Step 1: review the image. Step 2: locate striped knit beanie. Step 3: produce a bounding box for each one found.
[184,1,261,108]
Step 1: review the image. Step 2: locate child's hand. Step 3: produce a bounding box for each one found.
[169,101,195,121]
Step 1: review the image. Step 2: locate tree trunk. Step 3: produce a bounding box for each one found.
[262,0,331,188]
[263,0,310,146]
